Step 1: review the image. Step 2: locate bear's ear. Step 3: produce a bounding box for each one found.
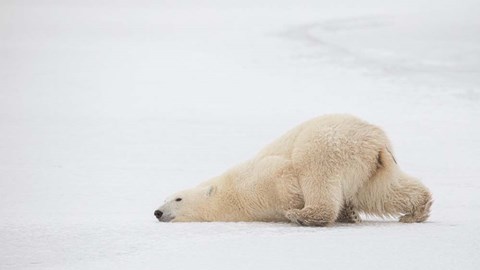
[205,185,217,197]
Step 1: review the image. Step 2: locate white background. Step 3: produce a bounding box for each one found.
[1,0,479,269]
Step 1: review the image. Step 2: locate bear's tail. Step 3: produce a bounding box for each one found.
[377,146,397,170]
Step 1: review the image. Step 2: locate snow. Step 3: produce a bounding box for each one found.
[1,0,480,269]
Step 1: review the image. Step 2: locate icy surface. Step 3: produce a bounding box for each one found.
[1,0,480,269]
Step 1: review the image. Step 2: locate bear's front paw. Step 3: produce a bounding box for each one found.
[286,209,305,226]
[285,207,334,227]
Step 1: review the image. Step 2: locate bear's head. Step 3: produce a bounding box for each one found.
[154,184,217,222]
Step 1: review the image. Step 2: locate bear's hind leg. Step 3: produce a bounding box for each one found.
[359,172,433,223]
[397,182,433,223]
[390,175,433,223]
[399,199,432,223]
[285,176,342,226]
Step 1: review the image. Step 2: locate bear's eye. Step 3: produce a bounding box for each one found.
[175,198,182,202]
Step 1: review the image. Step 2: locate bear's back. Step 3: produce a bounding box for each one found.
[256,114,385,160]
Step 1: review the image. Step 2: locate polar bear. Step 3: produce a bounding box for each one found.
[154,114,432,226]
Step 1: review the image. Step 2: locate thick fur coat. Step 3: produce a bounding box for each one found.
[155,115,432,226]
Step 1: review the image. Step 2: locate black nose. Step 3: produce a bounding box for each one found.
[154,210,163,218]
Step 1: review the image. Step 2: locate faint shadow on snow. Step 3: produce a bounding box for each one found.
[277,16,480,98]
[278,16,395,70]
[153,219,439,235]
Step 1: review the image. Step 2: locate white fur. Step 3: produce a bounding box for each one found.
[156,114,432,226]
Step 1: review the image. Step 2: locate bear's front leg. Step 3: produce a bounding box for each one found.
[286,175,343,226]
[286,206,337,226]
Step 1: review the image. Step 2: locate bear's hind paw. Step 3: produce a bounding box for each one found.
[336,203,362,224]
[399,199,433,223]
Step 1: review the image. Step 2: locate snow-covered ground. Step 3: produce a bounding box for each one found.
[1,0,480,269]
